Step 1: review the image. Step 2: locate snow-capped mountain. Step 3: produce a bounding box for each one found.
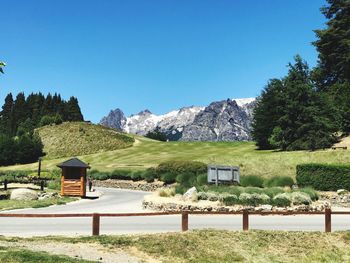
[99,98,256,141]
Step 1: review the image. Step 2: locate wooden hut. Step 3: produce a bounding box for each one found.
[57,158,90,197]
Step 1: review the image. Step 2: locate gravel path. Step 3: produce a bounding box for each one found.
[0,240,153,263]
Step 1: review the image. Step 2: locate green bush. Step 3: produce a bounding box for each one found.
[244,187,264,194]
[158,188,175,197]
[240,175,264,188]
[296,163,350,191]
[263,187,285,198]
[297,187,319,201]
[196,173,207,186]
[264,176,294,187]
[142,168,157,183]
[157,160,207,175]
[291,192,312,205]
[197,191,208,200]
[88,170,111,180]
[110,169,132,180]
[47,179,61,191]
[272,193,291,207]
[175,185,188,194]
[161,172,177,184]
[176,172,196,187]
[130,171,144,181]
[207,192,219,201]
[222,194,238,206]
[0,191,10,200]
[238,193,270,206]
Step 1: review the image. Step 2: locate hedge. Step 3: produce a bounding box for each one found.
[296,163,350,191]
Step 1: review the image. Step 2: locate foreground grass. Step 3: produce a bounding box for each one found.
[0,246,93,263]
[0,196,77,211]
[1,135,350,178]
[9,230,350,263]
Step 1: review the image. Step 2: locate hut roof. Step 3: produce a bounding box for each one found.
[57,158,90,169]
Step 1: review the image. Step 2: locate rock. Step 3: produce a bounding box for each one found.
[337,189,348,195]
[260,205,272,211]
[10,188,38,200]
[183,187,197,200]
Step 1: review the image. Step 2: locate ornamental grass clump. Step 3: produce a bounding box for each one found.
[291,192,312,205]
[158,188,175,197]
[272,193,291,207]
[222,194,238,206]
[197,192,209,200]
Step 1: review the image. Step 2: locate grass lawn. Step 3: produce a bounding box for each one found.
[7,230,350,263]
[0,246,93,263]
[0,196,77,211]
[2,135,350,178]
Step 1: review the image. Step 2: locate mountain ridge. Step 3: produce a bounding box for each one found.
[100,98,256,141]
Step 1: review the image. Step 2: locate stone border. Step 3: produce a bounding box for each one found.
[93,179,164,192]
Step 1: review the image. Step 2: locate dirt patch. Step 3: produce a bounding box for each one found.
[0,240,157,263]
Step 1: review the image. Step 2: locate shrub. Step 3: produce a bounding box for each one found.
[264,176,294,187]
[110,169,132,180]
[263,187,285,198]
[175,185,187,194]
[298,187,319,201]
[157,160,207,175]
[272,193,291,207]
[160,172,177,184]
[196,173,208,186]
[158,188,175,197]
[130,171,144,181]
[244,187,264,194]
[0,191,10,200]
[142,168,157,183]
[88,170,110,180]
[197,191,208,200]
[239,193,253,205]
[240,175,264,188]
[39,114,63,127]
[222,194,238,206]
[291,192,312,205]
[176,172,196,187]
[296,163,350,191]
[47,179,61,191]
[207,192,219,201]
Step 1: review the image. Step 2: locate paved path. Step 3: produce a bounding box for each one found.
[1,188,350,237]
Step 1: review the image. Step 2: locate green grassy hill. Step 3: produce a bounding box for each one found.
[2,129,350,178]
[35,122,134,159]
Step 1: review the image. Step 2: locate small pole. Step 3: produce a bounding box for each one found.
[182,211,189,232]
[4,179,7,191]
[216,167,218,186]
[325,208,331,233]
[40,180,44,191]
[243,210,249,231]
[92,213,100,236]
[38,158,42,179]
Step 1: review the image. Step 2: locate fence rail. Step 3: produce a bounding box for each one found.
[0,208,349,236]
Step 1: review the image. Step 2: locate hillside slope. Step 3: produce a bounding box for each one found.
[35,122,134,158]
[2,135,350,179]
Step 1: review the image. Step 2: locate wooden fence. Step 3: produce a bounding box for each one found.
[0,209,349,236]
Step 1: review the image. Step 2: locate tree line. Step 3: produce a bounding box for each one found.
[252,0,350,151]
[0,92,84,165]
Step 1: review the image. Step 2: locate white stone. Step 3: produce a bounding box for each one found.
[260,205,272,211]
[337,189,348,195]
[183,187,197,200]
[10,188,38,200]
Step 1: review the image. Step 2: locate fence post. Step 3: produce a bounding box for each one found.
[243,210,249,231]
[182,211,189,231]
[92,213,100,236]
[325,208,331,233]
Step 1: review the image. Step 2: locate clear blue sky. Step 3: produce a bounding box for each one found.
[1,0,326,122]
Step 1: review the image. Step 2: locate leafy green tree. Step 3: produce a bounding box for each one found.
[145,126,167,141]
[64,97,84,121]
[0,61,6,74]
[253,56,337,151]
[252,79,284,149]
[313,0,350,87]
[12,92,29,136]
[0,93,14,136]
